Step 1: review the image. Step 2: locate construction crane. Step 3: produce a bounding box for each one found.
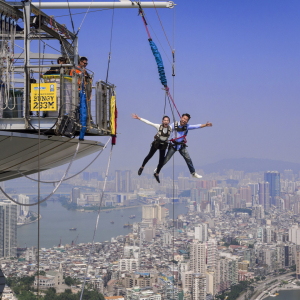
[71,234,79,246]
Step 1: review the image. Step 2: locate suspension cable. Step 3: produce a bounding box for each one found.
[172,21,176,300]
[79,144,114,300]
[76,0,95,36]
[0,142,81,206]
[17,138,111,183]
[67,0,75,34]
[38,0,42,296]
[106,0,116,83]
[54,8,111,19]
[151,0,172,52]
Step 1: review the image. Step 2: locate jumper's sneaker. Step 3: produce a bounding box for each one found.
[153,168,157,174]
[192,172,202,179]
[153,173,160,183]
[138,167,143,176]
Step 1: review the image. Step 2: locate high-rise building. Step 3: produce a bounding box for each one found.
[0,200,17,258]
[124,246,139,259]
[264,171,280,206]
[90,172,98,180]
[163,232,172,246]
[118,258,139,272]
[206,269,216,298]
[142,204,167,225]
[83,172,90,181]
[192,273,206,300]
[259,182,270,210]
[233,193,241,209]
[17,194,29,217]
[239,186,252,204]
[191,188,200,203]
[243,248,255,268]
[190,241,206,274]
[284,169,294,181]
[296,249,300,279]
[124,170,131,193]
[178,177,190,191]
[252,205,265,219]
[115,170,122,193]
[248,183,259,205]
[206,239,218,270]
[71,188,80,204]
[289,225,300,245]
[195,224,208,242]
[199,189,208,202]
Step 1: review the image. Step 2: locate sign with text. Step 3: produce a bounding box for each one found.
[31,83,57,111]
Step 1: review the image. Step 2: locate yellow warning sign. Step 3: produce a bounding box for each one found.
[31,83,57,111]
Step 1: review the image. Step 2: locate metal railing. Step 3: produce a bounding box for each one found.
[0,65,115,136]
[95,80,115,134]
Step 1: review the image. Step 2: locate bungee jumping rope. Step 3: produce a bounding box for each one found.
[137,3,189,148]
[136,2,180,118]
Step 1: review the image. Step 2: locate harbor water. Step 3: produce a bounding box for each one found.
[17,201,188,249]
[264,290,300,300]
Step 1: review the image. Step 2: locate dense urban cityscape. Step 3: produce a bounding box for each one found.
[0,167,300,299]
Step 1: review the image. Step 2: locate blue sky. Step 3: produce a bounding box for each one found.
[29,0,300,171]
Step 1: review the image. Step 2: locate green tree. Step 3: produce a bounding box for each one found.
[64,276,80,286]
[44,287,57,300]
[279,268,286,274]
[290,265,296,271]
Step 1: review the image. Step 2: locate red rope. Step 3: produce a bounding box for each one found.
[170,135,187,144]
[138,7,181,120]
[141,13,151,40]
[166,86,181,118]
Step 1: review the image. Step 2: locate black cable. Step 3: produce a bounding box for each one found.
[54,8,111,19]
[167,94,175,124]
[66,0,75,34]
[106,0,116,83]
[38,0,42,297]
[41,43,45,65]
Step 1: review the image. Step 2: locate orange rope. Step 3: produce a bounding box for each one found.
[152,0,173,52]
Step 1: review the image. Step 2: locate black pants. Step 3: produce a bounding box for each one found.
[142,142,166,174]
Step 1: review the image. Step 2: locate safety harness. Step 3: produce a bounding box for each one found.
[170,121,188,150]
[153,124,172,149]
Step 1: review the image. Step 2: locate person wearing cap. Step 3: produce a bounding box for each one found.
[44,57,67,75]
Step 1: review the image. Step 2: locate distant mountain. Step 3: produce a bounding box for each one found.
[161,158,300,178]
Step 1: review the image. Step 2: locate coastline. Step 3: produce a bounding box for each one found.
[264,289,300,300]
[257,280,299,300]
[17,212,42,227]
[76,204,142,212]
[75,201,183,213]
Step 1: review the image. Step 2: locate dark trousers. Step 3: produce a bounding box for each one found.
[142,143,166,174]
